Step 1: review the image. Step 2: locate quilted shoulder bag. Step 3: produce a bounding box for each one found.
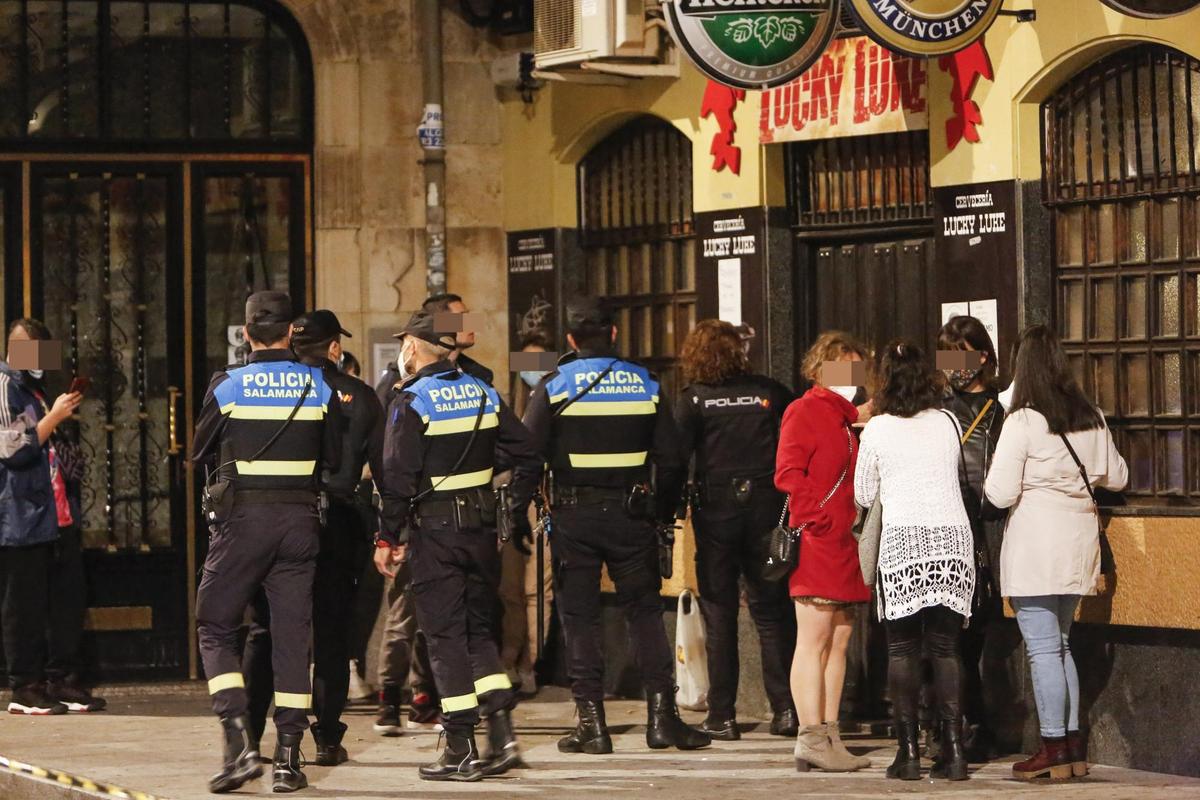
[764,425,854,583]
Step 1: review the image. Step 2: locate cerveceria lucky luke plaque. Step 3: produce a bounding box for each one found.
[665,0,840,90]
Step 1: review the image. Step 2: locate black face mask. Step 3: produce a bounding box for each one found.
[945,366,984,392]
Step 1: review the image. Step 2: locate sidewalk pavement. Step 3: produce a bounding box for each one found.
[2,683,1199,800]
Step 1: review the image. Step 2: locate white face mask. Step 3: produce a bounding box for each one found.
[829,385,858,403]
[26,369,44,380]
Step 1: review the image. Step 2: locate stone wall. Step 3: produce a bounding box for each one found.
[286,0,515,391]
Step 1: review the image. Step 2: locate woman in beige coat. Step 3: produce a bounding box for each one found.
[984,326,1127,783]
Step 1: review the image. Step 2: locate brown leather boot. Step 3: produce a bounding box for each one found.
[1012,736,1073,781]
[1066,730,1088,777]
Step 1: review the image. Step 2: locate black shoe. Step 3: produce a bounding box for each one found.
[700,715,740,741]
[558,700,613,754]
[45,681,106,713]
[311,722,349,767]
[7,684,68,716]
[963,722,995,763]
[930,719,969,781]
[419,731,484,782]
[770,708,798,737]
[272,732,308,793]
[209,715,263,794]
[886,720,922,781]
[374,686,403,736]
[482,708,527,776]
[407,691,443,731]
[646,691,711,751]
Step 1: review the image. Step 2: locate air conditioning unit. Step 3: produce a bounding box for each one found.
[534,0,670,75]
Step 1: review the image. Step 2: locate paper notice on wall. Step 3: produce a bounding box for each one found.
[717,258,742,326]
[940,299,999,361]
[941,301,970,324]
[582,0,598,16]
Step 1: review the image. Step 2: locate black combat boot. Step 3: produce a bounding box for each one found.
[646,691,711,751]
[419,730,484,782]
[272,732,308,793]
[209,715,263,793]
[481,708,527,776]
[886,719,922,781]
[311,721,349,767]
[558,700,613,754]
[930,719,969,781]
[700,715,740,741]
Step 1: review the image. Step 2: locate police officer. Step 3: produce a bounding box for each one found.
[192,291,341,794]
[375,311,540,782]
[511,297,711,754]
[375,293,493,393]
[241,310,384,767]
[675,319,798,741]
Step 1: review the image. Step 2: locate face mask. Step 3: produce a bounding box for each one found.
[829,385,858,403]
[520,370,547,388]
[945,366,983,392]
[26,369,44,380]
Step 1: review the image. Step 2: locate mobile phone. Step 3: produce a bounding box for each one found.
[69,376,91,396]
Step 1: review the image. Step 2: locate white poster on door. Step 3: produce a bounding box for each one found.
[717,258,742,326]
[940,299,999,360]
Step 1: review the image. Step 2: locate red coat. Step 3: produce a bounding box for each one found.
[774,386,871,603]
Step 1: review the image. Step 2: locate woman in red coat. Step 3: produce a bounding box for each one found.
[775,331,872,772]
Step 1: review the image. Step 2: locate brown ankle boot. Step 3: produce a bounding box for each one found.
[1066,730,1088,777]
[1012,736,1073,781]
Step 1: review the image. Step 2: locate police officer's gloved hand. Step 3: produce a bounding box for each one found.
[512,512,533,555]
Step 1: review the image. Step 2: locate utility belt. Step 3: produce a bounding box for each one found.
[412,487,497,533]
[552,481,655,521]
[203,482,326,531]
[692,474,777,511]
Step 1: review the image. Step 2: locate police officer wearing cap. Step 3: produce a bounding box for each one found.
[192,291,342,794]
[675,319,798,741]
[511,297,711,754]
[240,309,385,768]
[375,311,541,782]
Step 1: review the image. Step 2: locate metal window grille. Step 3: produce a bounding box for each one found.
[1043,45,1200,502]
[578,116,695,395]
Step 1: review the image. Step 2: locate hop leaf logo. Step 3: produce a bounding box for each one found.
[724,14,808,50]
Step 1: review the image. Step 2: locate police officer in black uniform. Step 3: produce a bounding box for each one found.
[192,291,341,794]
[375,292,493,393]
[675,319,798,741]
[241,309,385,767]
[375,311,541,782]
[511,297,711,754]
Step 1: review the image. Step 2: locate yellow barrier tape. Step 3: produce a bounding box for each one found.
[0,754,172,800]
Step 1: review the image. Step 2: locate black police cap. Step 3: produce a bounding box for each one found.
[292,309,352,348]
[245,291,292,326]
[565,297,614,331]
[393,310,457,350]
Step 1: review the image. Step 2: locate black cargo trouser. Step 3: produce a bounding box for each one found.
[408,520,513,736]
[196,501,319,737]
[551,500,674,703]
[693,486,797,719]
[244,500,368,742]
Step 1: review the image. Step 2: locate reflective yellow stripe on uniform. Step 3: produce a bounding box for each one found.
[549,391,569,403]
[227,406,325,421]
[474,673,512,696]
[559,400,657,417]
[429,467,494,491]
[568,451,648,468]
[235,459,317,476]
[207,672,245,694]
[274,692,311,709]
[441,693,478,713]
[426,412,499,436]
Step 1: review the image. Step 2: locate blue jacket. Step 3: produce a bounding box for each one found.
[0,362,58,547]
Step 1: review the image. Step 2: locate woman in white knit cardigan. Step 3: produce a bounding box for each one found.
[854,340,975,782]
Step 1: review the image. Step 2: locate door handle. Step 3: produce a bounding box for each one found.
[167,386,182,455]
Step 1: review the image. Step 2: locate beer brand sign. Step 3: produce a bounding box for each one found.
[1099,0,1200,17]
[845,0,1002,57]
[664,0,840,90]
[760,36,927,144]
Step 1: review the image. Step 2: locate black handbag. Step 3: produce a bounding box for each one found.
[764,426,854,583]
[940,409,999,613]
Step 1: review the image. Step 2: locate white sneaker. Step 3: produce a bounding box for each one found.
[347,660,374,703]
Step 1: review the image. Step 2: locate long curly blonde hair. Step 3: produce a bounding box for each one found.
[680,320,749,385]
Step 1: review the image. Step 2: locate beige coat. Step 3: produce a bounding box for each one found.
[984,408,1128,598]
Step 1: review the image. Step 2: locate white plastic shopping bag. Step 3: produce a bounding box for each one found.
[674,589,709,711]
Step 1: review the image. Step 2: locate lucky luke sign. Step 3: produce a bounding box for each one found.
[664,0,841,89]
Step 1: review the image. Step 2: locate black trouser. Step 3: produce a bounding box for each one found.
[196,501,319,736]
[0,540,53,689]
[886,604,964,725]
[551,500,674,703]
[693,489,796,718]
[46,525,87,684]
[244,500,368,743]
[408,520,513,736]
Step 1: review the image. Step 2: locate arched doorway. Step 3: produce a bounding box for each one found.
[577,116,695,396]
[0,0,313,678]
[1043,44,1200,503]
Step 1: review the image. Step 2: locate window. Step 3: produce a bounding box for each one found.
[1044,45,1200,502]
[578,116,696,396]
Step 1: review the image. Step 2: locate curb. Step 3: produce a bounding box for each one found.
[0,755,171,800]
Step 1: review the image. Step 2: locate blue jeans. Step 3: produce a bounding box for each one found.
[1011,595,1081,738]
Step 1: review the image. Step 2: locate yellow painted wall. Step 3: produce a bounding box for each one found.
[930,0,1200,187]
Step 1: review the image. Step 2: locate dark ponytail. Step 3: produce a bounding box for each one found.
[872,338,943,418]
